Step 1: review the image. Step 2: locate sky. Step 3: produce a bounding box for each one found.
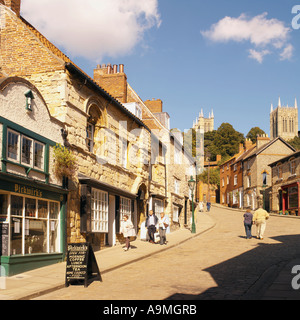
[21,0,300,137]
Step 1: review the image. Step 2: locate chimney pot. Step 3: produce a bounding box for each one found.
[119,64,124,73]
[113,64,118,74]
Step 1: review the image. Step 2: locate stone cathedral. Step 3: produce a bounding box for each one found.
[270,97,298,141]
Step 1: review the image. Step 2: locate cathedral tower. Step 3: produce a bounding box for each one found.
[270,97,298,140]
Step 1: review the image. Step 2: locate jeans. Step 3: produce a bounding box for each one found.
[244,223,252,239]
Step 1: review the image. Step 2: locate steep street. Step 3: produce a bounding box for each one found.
[36,206,300,300]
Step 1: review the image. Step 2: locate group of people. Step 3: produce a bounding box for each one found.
[243,204,270,240]
[120,210,169,251]
[199,201,211,212]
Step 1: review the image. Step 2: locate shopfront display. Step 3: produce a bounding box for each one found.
[0,178,67,276]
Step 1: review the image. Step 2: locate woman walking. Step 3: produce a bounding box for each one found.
[121,215,136,251]
[243,209,253,239]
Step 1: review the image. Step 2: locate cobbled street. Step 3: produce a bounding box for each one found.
[36,205,300,300]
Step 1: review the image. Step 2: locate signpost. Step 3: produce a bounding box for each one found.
[65,243,102,288]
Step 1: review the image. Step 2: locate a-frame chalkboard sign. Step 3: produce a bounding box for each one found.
[65,243,102,288]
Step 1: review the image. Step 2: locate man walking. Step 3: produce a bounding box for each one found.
[253,204,270,240]
[145,210,158,244]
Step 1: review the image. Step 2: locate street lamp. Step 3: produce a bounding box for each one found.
[188,176,196,234]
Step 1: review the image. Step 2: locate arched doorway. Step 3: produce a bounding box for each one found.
[136,183,148,235]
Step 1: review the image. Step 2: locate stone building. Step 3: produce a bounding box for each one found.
[94,64,197,231]
[269,150,300,215]
[270,97,298,141]
[242,135,295,210]
[0,0,152,263]
[0,76,68,275]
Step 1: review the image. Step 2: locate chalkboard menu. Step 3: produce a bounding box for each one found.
[65,243,102,287]
[0,223,9,256]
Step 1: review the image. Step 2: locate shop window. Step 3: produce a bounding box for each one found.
[154,199,164,215]
[7,195,60,256]
[0,194,8,222]
[173,206,179,222]
[120,197,132,224]
[91,189,108,233]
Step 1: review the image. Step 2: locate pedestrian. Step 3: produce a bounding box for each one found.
[145,210,158,244]
[253,204,270,240]
[243,209,253,239]
[120,215,136,251]
[206,201,211,212]
[199,201,204,212]
[158,212,169,245]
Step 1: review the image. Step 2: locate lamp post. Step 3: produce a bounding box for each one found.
[188,176,196,234]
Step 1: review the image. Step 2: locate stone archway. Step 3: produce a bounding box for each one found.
[136,183,148,235]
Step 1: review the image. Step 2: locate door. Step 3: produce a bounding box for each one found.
[108,195,116,246]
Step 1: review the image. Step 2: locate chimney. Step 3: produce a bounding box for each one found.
[256,134,270,149]
[244,138,253,150]
[239,143,244,153]
[93,63,128,103]
[3,0,21,17]
[144,99,163,113]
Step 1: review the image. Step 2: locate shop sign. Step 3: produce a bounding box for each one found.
[65,243,102,288]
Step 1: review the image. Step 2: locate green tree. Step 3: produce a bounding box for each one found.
[288,136,300,151]
[207,123,244,159]
[246,127,266,143]
[198,168,220,187]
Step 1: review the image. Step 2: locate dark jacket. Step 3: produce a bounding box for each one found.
[145,214,158,228]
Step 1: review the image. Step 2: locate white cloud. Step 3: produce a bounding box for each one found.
[248,49,270,63]
[21,0,161,61]
[280,44,294,61]
[201,13,293,62]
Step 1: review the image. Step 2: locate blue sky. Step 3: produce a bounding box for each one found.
[22,0,300,137]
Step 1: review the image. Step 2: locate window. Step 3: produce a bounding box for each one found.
[34,142,44,169]
[121,139,128,168]
[234,175,238,186]
[153,199,164,215]
[22,136,33,165]
[262,172,267,185]
[233,164,237,171]
[174,178,180,194]
[290,159,296,175]
[120,197,132,223]
[174,144,181,164]
[227,176,229,185]
[222,178,225,187]
[247,175,251,188]
[91,189,108,233]
[7,129,45,170]
[173,206,179,222]
[7,129,19,161]
[8,194,60,255]
[277,164,282,179]
[86,122,94,153]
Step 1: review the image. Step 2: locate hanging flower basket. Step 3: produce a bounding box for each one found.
[53,144,77,179]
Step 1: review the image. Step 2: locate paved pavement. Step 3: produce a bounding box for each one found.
[0,204,299,300]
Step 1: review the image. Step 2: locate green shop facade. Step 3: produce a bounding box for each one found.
[0,77,68,276]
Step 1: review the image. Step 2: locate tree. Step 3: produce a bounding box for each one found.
[197,167,220,187]
[246,127,266,143]
[288,136,300,151]
[206,123,244,160]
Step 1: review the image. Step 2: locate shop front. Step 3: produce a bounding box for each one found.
[281,183,299,215]
[0,175,67,276]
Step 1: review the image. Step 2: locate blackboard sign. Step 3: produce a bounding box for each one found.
[0,223,9,256]
[65,242,102,287]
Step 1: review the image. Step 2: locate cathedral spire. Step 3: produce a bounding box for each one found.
[295,98,298,109]
[270,103,273,113]
[278,97,281,108]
